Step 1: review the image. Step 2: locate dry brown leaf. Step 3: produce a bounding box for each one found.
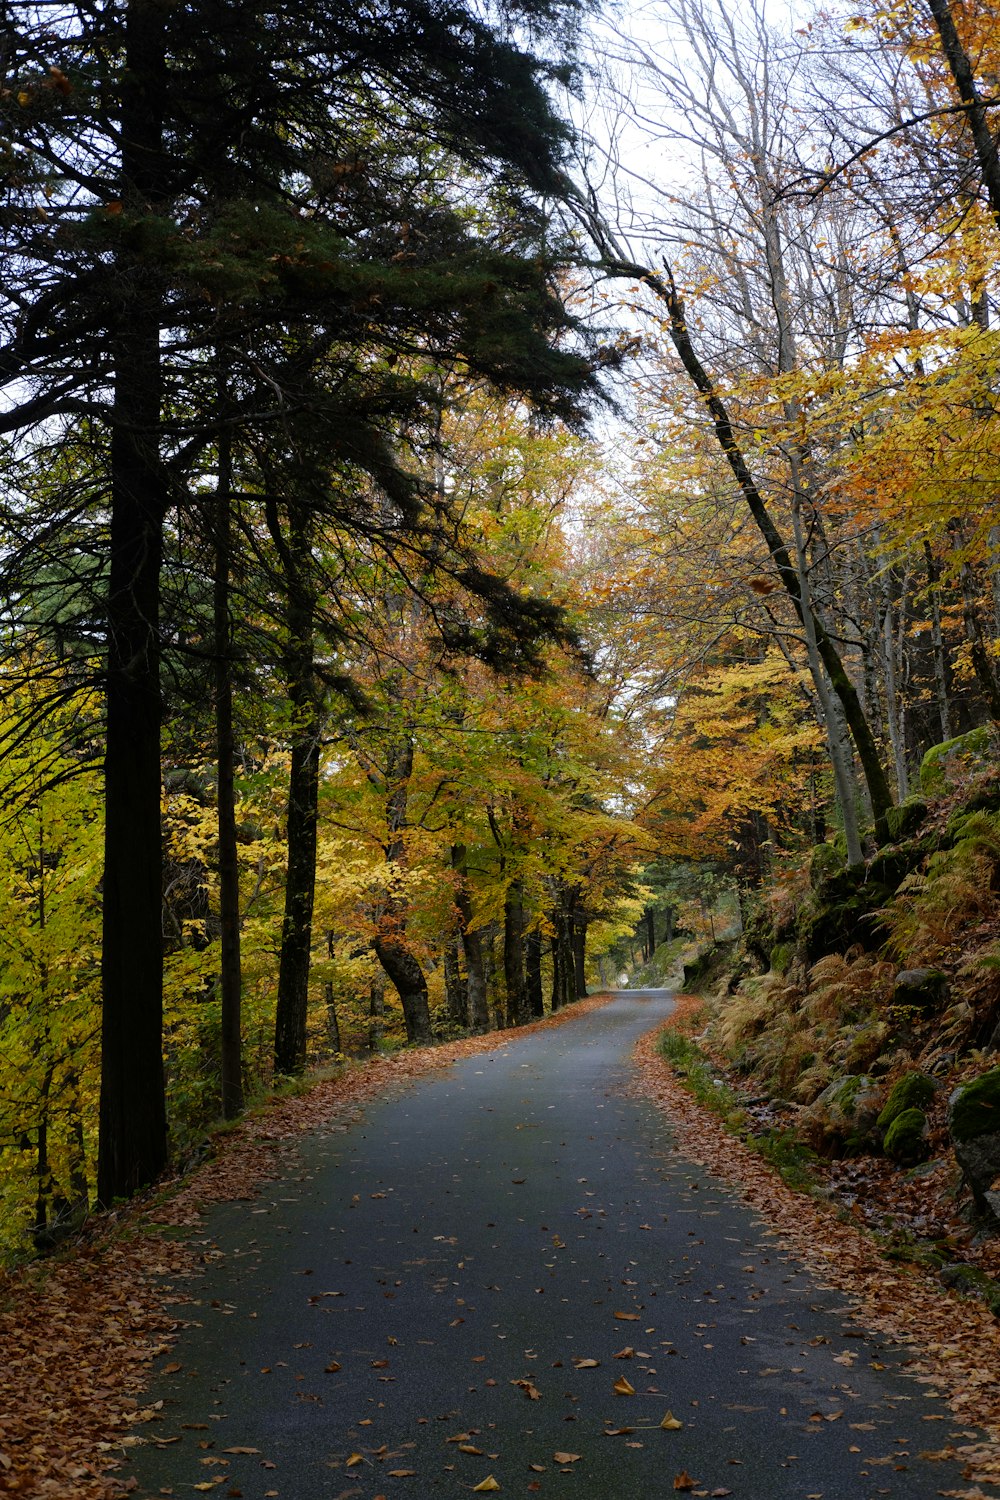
[572,1357,600,1369]
[660,1411,683,1430]
[673,1472,695,1492]
[614,1310,639,1321]
[613,1376,636,1396]
[553,1452,581,1464]
[472,1477,501,1492]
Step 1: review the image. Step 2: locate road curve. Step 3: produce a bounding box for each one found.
[125,990,977,1499]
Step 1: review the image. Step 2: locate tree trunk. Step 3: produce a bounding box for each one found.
[452,844,489,1031]
[443,937,468,1030]
[97,0,169,1204]
[373,930,432,1043]
[324,934,341,1054]
[584,233,895,841]
[926,0,1000,231]
[791,494,864,864]
[925,543,953,742]
[503,880,527,1025]
[272,509,321,1076]
[525,928,544,1018]
[572,900,588,999]
[366,970,384,1052]
[213,423,244,1117]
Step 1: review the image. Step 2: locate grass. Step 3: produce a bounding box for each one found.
[658,1027,822,1195]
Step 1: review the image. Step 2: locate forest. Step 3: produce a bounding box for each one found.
[4,0,1000,1266]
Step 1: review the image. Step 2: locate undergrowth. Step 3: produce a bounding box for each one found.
[658,1028,822,1194]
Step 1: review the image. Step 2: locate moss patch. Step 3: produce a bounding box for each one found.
[949,1067,1000,1143]
[877,1072,936,1132]
[883,1107,928,1164]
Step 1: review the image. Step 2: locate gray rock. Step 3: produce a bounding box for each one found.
[893,967,949,1009]
[948,1069,1000,1221]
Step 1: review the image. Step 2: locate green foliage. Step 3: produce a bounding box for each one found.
[919,728,993,794]
[875,1074,941,1128]
[883,1107,928,1165]
[949,1067,1000,1143]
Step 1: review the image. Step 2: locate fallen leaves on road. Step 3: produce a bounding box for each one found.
[633,1004,1000,1491]
[2,997,622,1499]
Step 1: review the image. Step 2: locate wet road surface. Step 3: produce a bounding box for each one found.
[125,990,977,1499]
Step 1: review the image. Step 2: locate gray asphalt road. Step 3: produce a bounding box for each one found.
[124,991,978,1500]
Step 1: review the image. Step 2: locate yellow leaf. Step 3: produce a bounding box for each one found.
[473,1478,501,1492]
[660,1412,683,1430]
[346,1453,364,1467]
[572,1358,599,1369]
[614,1311,639,1321]
[459,1445,484,1455]
[613,1377,636,1396]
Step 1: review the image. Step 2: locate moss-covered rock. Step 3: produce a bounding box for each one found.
[892,967,948,1010]
[948,1068,1000,1220]
[877,1072,936,1133]
[800,1074,882,1156]
[919,726,992,794]
[798,873,894,961]
[884,798,929,842]
[883,1107,929,1164]
[949,1068,1000,1143]
[809,841,845,888]
[769,942,794,975]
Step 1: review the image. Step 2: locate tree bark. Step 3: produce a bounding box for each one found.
[525,928,544,1018]
[372,735,432,1044]
[97,0,169,1204]
[213,422,244,1117]
[925,0,1000,230]
[272,508,321,1076]
[503,880,527,1025]
[452,844,489,1031]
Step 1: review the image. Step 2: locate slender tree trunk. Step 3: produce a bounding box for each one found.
[525,928,544,1018]
[925,543,953,741]
[925,0,1000,230]
[584,234,894,840]
[368,970,385,1052]
[213,423,244,1117]
[572,900,588,998]
[452,844,489,1031]
[503,880,527,1025]
[98,0,169,1204]
[443,937,468,1030]
[791,495,863,864]
[372,735,432,1044]
[324,934,341,1054]
[272,509,321,1075]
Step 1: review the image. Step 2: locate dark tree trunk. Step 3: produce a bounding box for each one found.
[503,880,527,1025]
[213,424,244,1117]
[550,901,575,1011]
[572,900,588,999]
[452,844,489,1031]
[272,508,321,1076]
[644,906,657,961]
[324,933,341,1053]
[525,928,544,1018]
[369,971,385,1052]
[373,930,432,1043]
[97,0,169,1203]
[443,937,468,1030]
[372,734,432,1044]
